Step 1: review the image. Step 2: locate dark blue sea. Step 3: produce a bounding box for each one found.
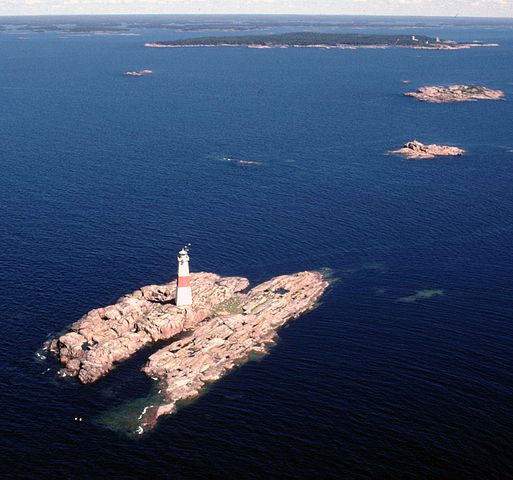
[1,15,513,479]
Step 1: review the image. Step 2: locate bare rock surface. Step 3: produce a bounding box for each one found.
[391,140,465,159]
[412,42,499,50]
[405,85,504,103]
[47,273,249,383]
[140,271,329,430]
[125,69,153,76]
[45,270,329,432]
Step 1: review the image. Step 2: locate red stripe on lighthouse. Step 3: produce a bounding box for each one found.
[177,276,191,288]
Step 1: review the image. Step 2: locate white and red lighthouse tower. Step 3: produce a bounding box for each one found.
[176,247,192,307]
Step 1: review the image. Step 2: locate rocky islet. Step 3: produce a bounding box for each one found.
[391,140,465,159]
[45,271,329,430]
[405,85,504,103]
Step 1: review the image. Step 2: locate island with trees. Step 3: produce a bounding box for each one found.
[144,32,498,50]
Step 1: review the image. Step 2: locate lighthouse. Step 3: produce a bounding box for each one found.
[176,246,192,307]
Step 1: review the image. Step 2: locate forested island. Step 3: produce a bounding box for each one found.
[145,32,497,49]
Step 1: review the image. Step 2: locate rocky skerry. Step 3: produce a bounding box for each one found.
[46,272,249,383]
[391,140,465,159]
[45,271,329,431]
[405,85,504,103]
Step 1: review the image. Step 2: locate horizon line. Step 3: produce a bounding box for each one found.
[0,13,512,19]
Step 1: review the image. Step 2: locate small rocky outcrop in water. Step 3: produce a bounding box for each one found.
[125,69,153,76]
[405,85,504,103]
[391,140,465,159]
[45,270,329,431]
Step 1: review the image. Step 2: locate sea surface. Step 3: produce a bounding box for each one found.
[1,15,513,479]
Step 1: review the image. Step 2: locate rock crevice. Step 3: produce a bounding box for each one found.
[47,273,249,383]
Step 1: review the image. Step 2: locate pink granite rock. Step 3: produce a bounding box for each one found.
[391,140,465,159]
[49,272,248,383]
[45,270,330,433]
[405,85,504,103]
[140,271,329,430]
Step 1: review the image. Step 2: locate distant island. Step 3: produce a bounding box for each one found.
[405,85,505,103]
[145,32,498,50]
[125,69,153,76]
[391,141,465,159]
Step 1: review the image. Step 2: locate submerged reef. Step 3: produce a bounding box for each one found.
[398,289,445,303]
[223,156,261,166]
